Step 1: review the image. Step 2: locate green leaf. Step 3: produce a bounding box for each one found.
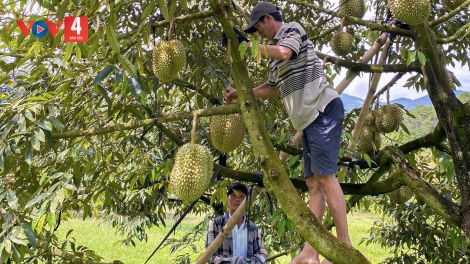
[25,193,51,209]
[105,186,120,202]
[1,119,16,141]
[96,85,112,106]
[158,0,169,21]
[129,77,142,99]
[6,190,18,211]
[17,114,26,132]
[363,153,372,168]
[106,25,120,54]
[141,2,156,22]
[417,51,426,66]
[47,212,56,230]
[34,128,45,142]
[407,52,416,66]
[64,42,73,62]
[57,0,69,20]
[168,0,176,20]
[238,41,248,58]
[93,65,115,85]
[140,89,148,106]
[35,214,46,234]
[118,54,137,78]
[346,69,359,79]
[25,143,32,165]
[38,119,53,131]
[400,122,411,135]
[10,226,28,246]
[23,96,49,101]
[45,130,53,149]
[178,0,188,11]
[24,228,36,248]
[31,134,40,151]
[47,117,65,131]
[0,151,4,171]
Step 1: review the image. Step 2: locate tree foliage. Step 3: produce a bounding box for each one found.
[1,0,470,263]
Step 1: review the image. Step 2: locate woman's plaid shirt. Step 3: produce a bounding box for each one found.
[205,213,268,263]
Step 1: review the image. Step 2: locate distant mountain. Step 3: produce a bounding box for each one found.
[341,90,466,111]
[340,93,364,112]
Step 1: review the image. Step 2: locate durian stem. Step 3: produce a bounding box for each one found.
[322,56,330,70]
[375,96,380,110]
[386,85,390,105]
[191,113,198,144]
[168,20,174,41]
[340,17,346,32]
[228,39,232,63]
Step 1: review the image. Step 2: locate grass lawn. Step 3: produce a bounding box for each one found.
[55,211,391,264]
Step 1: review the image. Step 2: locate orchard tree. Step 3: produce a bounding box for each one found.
[0,0,469,263]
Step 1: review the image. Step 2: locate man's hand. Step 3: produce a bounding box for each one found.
[250,256,263,264]
[213,256,232,264]
[222,27,249,46]
[224,86,238,102]
[230,256,248,264]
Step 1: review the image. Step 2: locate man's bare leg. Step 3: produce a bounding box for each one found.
[289,176,325,264]
[316,175,352,264]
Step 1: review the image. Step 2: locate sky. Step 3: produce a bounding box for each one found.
[335,65,470,101]
[327,7,470,101]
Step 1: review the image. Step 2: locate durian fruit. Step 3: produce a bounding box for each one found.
[388,0,431,25]
[152,40,186,82]
[364,110,376,127]
[170,143,213,203]
[443,0,466,10]
[210,114,246,152]
[339,0,366,18]
[389,186,413,205]
[330,31,354,56]
[357,125,381,155]
[375,104,404,133]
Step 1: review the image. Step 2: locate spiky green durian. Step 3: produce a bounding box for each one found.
[388,0,431,25]
[170,143,213,203]
[152,40,186,82]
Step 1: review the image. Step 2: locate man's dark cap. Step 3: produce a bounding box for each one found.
[227,182,248,196]
[244,2,280,33]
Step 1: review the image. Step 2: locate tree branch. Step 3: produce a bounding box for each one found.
[285,0,415,38]
[171,78,222,105]
[398,121,447,153]
[373,72,407,101]
[117,10,215,40]
[46,104,240,139]
[317,52,422,73]
[429,0,470,26]
[386,147,463,227]
[436,22,470,44]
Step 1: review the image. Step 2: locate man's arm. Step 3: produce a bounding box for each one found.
[252,82,279,99]
[224,82,278,101]
[249,42,293,61]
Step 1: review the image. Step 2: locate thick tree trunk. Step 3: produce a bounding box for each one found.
[414,22,470,237]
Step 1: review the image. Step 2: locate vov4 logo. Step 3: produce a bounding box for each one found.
[16,16,88,42]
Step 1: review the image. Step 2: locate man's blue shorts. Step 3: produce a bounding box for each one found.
[302,97,344,177]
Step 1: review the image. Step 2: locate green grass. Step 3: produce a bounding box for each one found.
[55,212,391,264]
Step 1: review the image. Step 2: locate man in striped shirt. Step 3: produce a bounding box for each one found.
[224,2,352,264]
